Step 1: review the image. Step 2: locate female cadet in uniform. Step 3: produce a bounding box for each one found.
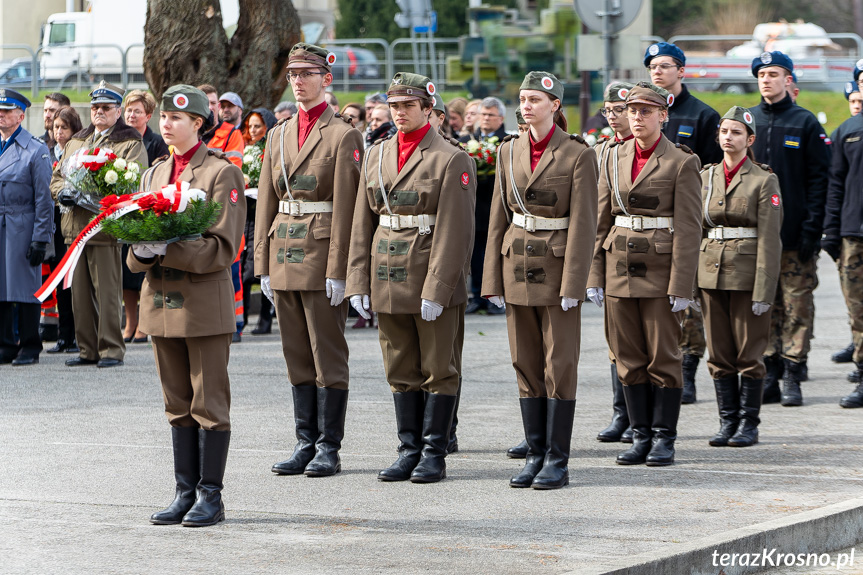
[698,106,781,448]
[586,82,701,467]
[128,85,245,527]
[482,72,598,489]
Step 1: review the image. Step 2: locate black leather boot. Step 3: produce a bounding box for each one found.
[646,385,682,467]
[251,302,273,335]
[840,382,863,408]
[681,354,699,404]
[305,387,349,477]
[531,398,575,490]
[150,427,200,525]
[272,385,318,475]
[447,378,461,454]
[762,354,784,403]
[616,384,652,465]
[506,439,528,459]
[781,359,804,407]
[597,363,631,442]
[410,393,457,483]
[378,391,425,481]
[509,397,547,488]
[708,375,740,447]
[182,429,230,527]
[833,342,855,363]
[729,378,762,447]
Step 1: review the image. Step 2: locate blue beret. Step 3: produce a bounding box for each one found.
[644,42,685,67]
[0,88,30,110]
[845,81,859,100]
[89,80,125,105]
[751,51,794,77]
[791,72,798,84]
[854,58,863,82]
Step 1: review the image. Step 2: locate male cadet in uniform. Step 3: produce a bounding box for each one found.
[0,89,53,366]
[750,51,830,406]
[255,43,364,478]
[347,72,475,483]
[823,61,863,409]
[645,42,722,404]
[51,81,148,368]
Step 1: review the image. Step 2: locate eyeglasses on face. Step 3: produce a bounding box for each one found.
[626,106,657,118]
[647,63,679,72]
[287,71,324,81]
[91,104,117,112]
[601,106,626,117]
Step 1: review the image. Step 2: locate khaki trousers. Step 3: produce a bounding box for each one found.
[505,303,581,400]
[152,333,233,431]
[701,289,771,380]
[606,295,683,389]
[838,238,863,364]
[274,290,349,390]
[71,244,125,361]
[377,304,464,395]
[765,251,818,362]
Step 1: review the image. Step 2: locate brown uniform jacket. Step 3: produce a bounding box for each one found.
[254,108,364,290]
[588,135,702,299]
[346,127,476,314]
[50,120,149,246]
[482,128,599,306]
[127,145,246,338]
[697,158,783,303]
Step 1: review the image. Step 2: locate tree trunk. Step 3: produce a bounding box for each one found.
[144,0,300,110]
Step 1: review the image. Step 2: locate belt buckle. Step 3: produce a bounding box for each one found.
[631,216,643,232]
[288,200,302,216]
[524,215,536,232]
[389,215,401,231]
[716,226,725,240]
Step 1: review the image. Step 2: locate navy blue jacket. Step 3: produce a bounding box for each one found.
[825,113,863,238]
[662,84,722,167]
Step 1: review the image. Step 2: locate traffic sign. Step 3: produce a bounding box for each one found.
[574,0,643,34]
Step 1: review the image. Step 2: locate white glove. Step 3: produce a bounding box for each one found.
[669,296,692,313]
[260,275,275,306]
[689,298,702,313]
[132,243,166,259]
[586,287,604,308]
[561,297,580,311]
[421,299,443,322]
[350,294,371,319]
[487,295,505,309]
[752,301,771,316]
[325,278,346,307]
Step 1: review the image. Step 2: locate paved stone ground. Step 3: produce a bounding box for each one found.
[1,259,861,574]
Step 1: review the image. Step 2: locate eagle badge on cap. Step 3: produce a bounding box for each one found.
[426,82,436,95]
[847,81,856,92]
[0,89,5,99]
[667,93,675,106]
[541,77,554,90]
[393,76,402,85]
[173,93,189,109]
[327,52,337,65]
[760,52,773,65]
[649,44,659,56]
[618,88,629,100]
[856,59,863,70]
[98,80,106,89]
[743,111,753,124]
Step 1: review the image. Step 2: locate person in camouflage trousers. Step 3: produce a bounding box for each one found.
[679,309,706,403]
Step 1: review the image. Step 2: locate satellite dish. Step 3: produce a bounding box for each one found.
[574,0,643,34]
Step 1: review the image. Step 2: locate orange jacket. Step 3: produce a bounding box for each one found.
[206,121,244,168]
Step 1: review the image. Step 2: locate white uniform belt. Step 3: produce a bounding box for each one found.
[379,214,436,235]
[278,200,333,215]
[614,215,673,232]
[707,226,758,239]
[512,212,570,232]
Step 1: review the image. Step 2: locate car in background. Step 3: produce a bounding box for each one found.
[0,58,36,88]
[325,45,383,90]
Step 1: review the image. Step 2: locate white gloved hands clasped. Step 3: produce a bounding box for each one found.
[586,287,604,308]
[132,243,167,259]
[420,299,443,322]
[325,278,346,306]
[487,295,505,309]
[752,301,771,316]
[561,297,580,311]
[350,294,371,320]
[669,296,692,313]
[260,275,275,306]
[688,298,702,312]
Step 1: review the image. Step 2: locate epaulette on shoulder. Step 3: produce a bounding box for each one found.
[275,117,289,127]
[502,134,518,143]
[207,149,233,164]
[759,163,773,173]
[334,112,353,125]
[448,137,461,148]
[152,154,169,165]
[372,134,394,147]
[569,133,588,147]
[608,140,620,148]
[699,162,716,173]
[675,143,694,155]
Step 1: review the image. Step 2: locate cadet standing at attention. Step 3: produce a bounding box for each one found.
[482,72,598,489]
[587,82,702,467]
[346,72,475,484]
[255,43,364,478]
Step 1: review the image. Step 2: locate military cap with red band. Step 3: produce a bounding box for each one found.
[288,42,336,73]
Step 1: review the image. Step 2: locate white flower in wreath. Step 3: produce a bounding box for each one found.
[465,140,480,153]
[124,171,137,182]
[104,170,119,184]
[583,134,597,147]
[243,154,255,165]
[113,158,127,170]
[243,173,251,186]
[128,162,140,173]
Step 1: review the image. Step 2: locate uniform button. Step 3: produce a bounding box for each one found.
[288,227,294,235]
[526,272,534,279]
[286,249,292,258]
[629,197,637,204]
[527,193,535,200]
[290,178,297,186]
[526,245,534,253]
[714,263,719,268]
[389,245,396,252]
[627,242,634,248]
[629,266,636,272]
[718,200,724,206]
[389,270,395,277]
[165,296,172,303]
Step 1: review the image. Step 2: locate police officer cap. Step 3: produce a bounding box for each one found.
[90,80,124,105]
[721,106,756,136]
[289,42,336,72]
[846,81,860,100]
[751,51,794,77]
[604,81,634,103]
[644,42,685,67]
[162,85,211,119]
[626,81,672,107]
[854,58,863,82]
[515,106,525,125]
[520,71,564,102]
[387,72,436,103]
[0,88,31,110]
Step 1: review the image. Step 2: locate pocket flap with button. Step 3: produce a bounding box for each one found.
[602,235,614,252]
[551,244,566,257]
[654,242,672,254]
[737,241,757,255]
[501,239,512,256]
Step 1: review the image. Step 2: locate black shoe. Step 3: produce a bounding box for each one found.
[182,429,230,527]
[486,304,505,315]
[506,439,528,459]
[132,336,148,343]
[616,384,652,465]
[97,358,124,368]
[65,357,98,366]
[762,354,783,404]
[681,354,698,404]
[728,378,762,447]
[832,342,855,363]
[531,398,575,490]
[646,386,682,466]
[781,359,803,407]
[150,427,200,525]
[11,355,39,366]
[597,363,630,442]
[447,378,461,454]
[510,397,547,488]
[65,340,80,354]
[620,427,634,443]
[410,393,457,483]
[251,317,272,335]
[708,375,740,447]
[379,391,424,481]
[47,339,73,353]
[840,382,863,408]
[40,324,59,342]
[304,387,349,477]
[464,299,481,315]
[231,332,241,343]
[798,360,809,382]
[0,354,15,365]
[272,385,318,475]
[848,370,860,383]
